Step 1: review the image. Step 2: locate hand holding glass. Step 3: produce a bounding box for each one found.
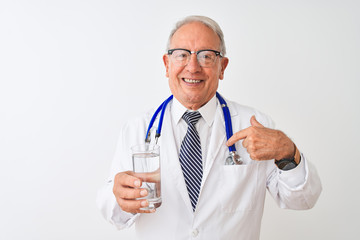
[131,144,162,210]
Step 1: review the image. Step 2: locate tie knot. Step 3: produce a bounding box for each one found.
[182,111,201,126]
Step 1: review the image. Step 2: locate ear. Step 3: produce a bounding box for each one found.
[219,57,229,80]
[163,54,170,78]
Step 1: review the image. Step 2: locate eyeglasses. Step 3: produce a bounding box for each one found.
[167,48,222,68]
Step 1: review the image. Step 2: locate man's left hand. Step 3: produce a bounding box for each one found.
[226,116,295,161]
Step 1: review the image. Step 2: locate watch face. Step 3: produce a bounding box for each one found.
[276,161,289,169]
[276,159,297,171]
[282,162,297,171]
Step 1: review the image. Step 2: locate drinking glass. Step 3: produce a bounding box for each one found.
[131,144,161,210]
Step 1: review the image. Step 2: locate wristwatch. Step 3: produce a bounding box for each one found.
[275,145,301,171]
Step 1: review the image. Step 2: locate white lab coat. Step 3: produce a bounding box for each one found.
[97,98,322,240]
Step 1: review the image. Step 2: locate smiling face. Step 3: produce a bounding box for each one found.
[163,22,229,110]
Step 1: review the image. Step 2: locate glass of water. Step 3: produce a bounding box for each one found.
[131,143,162,210]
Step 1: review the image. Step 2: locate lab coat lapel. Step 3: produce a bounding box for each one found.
[160,108,194,214]
[201,101,239,186]
[201,104,225,184]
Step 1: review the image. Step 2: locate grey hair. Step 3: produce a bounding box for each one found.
[166,15,227,56]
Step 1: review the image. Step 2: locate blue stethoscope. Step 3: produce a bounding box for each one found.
[145,92,243,165]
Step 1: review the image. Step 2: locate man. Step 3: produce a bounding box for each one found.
[97,15,322,240]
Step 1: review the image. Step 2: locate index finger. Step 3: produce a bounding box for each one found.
[115,171,142,188]
[226,128,250,147]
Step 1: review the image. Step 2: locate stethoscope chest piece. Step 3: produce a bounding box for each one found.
[225,151,243,165]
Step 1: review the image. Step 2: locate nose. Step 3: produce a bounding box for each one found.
[185,53,202,73]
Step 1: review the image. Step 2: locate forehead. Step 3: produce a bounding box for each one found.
[170,22,221,50]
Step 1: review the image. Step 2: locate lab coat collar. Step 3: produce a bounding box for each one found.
[171,95,217,127]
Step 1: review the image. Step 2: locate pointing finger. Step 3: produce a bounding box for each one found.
[226,128,249,147]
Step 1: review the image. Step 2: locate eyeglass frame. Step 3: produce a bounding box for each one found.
[167,48,223,67]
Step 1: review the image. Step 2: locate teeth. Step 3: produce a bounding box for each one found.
[184,78,201,83]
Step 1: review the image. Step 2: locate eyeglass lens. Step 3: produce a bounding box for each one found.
[170,50,218,67]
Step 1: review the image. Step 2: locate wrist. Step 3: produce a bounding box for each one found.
[275,145,301,170]
[293,145,301,165]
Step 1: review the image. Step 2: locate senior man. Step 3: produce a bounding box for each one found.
[97,15,322,240]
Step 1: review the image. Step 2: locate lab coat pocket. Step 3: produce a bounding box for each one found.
[220,163,258,213]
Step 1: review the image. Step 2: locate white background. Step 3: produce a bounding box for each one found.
[1,0,359,239]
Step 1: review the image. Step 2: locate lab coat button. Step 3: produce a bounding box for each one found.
[192,229,199,237]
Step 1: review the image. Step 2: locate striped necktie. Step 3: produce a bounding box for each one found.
[179,111,202,212]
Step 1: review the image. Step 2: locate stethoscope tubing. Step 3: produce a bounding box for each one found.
[216,92,236,152]
[145,92,237,153]
[145,95,173,143]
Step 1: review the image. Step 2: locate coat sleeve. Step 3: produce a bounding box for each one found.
[258,112,322,209]
[228,101,322,210]
[96,115,149,229]
[266,152,322,209]
[96,177,139,229]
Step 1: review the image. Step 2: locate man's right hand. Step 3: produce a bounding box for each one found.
[113,171,155,214]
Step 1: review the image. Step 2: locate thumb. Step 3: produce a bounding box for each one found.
[250,115,264,127]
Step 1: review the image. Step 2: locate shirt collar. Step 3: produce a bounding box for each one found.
[172,94,217,127]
